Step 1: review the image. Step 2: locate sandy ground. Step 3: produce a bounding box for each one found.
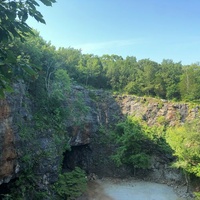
[98,179,182,200]
[78,178,192,200]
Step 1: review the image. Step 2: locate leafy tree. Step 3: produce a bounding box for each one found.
[136,59,159,96]
[77,54,105,88]
[166,120,200,177]
[50,69,71,99]
[0,0,56,97]
[160,59,182,100]
[53,167,87,200]
[179,64,200,101]
[57,47,82,79]
[112,117,151,173]
[166,120,200,191]
[101,55,124,90]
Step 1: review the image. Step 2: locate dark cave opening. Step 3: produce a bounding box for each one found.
[0,178,17,200]
[62,144,92,174]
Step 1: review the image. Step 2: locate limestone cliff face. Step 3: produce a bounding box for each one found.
[0,82,63,186]
[0,99,17,184]
[68,91,199,149]
[115,95,199,126]
[63,90,200,181]
[0,85,199,186]
[0,82,29,184]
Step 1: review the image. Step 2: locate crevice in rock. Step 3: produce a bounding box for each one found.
[62,144,92,174]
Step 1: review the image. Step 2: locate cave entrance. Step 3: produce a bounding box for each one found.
[0,178,17,200]
[62,144,92,173]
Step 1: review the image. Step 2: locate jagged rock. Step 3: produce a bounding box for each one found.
[0,85,199,188]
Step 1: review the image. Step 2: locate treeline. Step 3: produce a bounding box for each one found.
[2,31,200,101]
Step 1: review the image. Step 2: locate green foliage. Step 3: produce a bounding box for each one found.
[112,116,172,172]
[0,0,56,42]
[142,123,172,154]
[5,63,72,199]
[7,170,49,200]
[166,120,200,177]
[194,192,200,200]
[179,64,200,101]
[50,69,71,99]
[53,167,87,200]
[0,0,56,98]
[112,117,151,169]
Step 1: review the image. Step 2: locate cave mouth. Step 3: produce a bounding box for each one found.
[0,178,17,200]
[62,144,92,173]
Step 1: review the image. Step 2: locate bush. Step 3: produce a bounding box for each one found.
[53,167,87,200]
[112,117,151,170]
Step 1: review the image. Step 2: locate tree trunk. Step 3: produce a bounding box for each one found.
[185,171,190,193]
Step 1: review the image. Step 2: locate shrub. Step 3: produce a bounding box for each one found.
[53,167,87,200]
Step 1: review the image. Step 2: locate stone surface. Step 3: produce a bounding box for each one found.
[1,85,199,187]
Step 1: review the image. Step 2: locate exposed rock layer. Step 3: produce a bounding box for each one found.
[0,85,199,185]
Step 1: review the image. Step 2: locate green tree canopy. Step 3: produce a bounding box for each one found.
[166,120,200,177]
[0,0,56,97]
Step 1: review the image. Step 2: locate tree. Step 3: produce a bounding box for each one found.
[0,0,56,97]
[57,47,82,79]
[160,59,182,100]
[137,59,159,96]
[166,120,200,191]
[112,117,151,174]
[101,54,124,90]
[179,64,200,101]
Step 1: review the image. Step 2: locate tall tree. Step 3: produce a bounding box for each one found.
[166,121,200,191]
[179,64,200,101]
[137,59,159,96]
[160,59,182,100]
[0,0,56,97]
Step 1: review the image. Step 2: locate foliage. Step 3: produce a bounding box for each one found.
[0,0,56,98]
[0,0,56,42]
[112,116,172,172]
[111,117,151,170]
[194,192,200,200]
[7,170,49,200]
[53,167,87,200]
[4,54,72,199]
[179,64,200,101]
[2,20,200,102]
[166,120,200,177]
[50,69,71,99]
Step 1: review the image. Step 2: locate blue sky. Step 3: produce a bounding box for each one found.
[27,0,200,65]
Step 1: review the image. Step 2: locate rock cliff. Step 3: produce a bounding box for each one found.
[0,84,199,188]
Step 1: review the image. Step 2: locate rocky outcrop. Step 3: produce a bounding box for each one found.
[0,82,64,187]
[115,95,199,126]
[63,92,199,182]
[0,85,199,187]
[0,99,17,184]
[0,82,29,184]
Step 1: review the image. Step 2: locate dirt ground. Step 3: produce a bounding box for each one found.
[77,178,194,200]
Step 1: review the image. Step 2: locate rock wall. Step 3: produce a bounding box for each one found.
[0,82,28,184]
[63,90,200,182]
[0,85,199,187]
[0,99,17,184]
[115,95,199,126]
[0,82,64,187]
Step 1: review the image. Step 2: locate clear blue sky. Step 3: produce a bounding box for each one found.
[27,0,200,65]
